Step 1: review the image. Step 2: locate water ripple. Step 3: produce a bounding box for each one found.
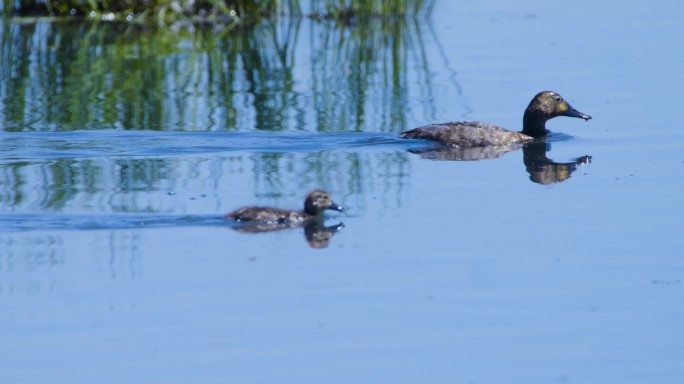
[0,213,231,232]
[0,130,407,160]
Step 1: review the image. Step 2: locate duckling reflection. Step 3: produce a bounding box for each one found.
[304,220,345,249]
[408,141,591,184]
[230,219,345,249]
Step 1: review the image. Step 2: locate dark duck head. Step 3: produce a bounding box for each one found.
[522,91,591,138]
[304,190,345,216]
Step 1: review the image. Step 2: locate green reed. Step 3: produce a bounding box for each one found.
[311,0,434,19]
[2,0,433,22]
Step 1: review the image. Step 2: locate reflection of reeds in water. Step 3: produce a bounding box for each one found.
[0,232,64,297]
[309,17,436,132]
[0,21,183,131]
[0,14,454,212]
[0,231,141,292]
[0,157,175,211]
[248,151,411,212]
[309,0,435,19]
[0,15,448,132]
[222,18,303,131]
[0,150,411,213]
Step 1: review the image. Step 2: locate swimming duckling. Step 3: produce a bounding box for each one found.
[226,190,344,224]
[401,91,591,148]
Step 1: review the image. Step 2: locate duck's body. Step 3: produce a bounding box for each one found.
[226,190,344,225]
[401,91,591,148]
[227,207,314,224]
[402,121,533,148]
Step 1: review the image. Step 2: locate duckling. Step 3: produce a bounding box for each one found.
[401,91,591,148]
[226,190,344,224]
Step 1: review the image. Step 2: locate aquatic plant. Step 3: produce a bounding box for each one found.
[2,0,434,23]
[2,0,290,23]
[310,0,434,20]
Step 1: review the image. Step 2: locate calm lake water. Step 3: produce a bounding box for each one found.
[1,1,683,383]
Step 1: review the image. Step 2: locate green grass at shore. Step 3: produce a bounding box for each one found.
[3,0,434,23]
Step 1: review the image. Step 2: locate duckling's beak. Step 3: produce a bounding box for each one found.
[564,105,592,121]
[327,202,345,213]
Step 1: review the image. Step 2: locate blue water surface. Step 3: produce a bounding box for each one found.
[1,1,683,383]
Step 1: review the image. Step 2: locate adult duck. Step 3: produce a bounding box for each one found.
[400,91,591,148]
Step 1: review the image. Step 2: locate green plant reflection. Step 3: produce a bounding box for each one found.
[0,16,446,133]
[1,15,446,213]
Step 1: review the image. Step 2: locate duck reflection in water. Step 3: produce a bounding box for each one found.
[408,141,591,184]
[226,190,345,248]
[523,141,591,184]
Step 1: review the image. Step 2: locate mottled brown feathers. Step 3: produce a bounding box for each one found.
[401,121,533,148]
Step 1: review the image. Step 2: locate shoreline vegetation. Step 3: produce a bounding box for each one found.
[2,0,435,24]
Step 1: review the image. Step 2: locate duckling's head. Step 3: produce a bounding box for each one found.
[523,91,591,137]
[304,190,345,215]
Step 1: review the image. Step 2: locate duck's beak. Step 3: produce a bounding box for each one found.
[327,202,345,213]
[564,104,592,121]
